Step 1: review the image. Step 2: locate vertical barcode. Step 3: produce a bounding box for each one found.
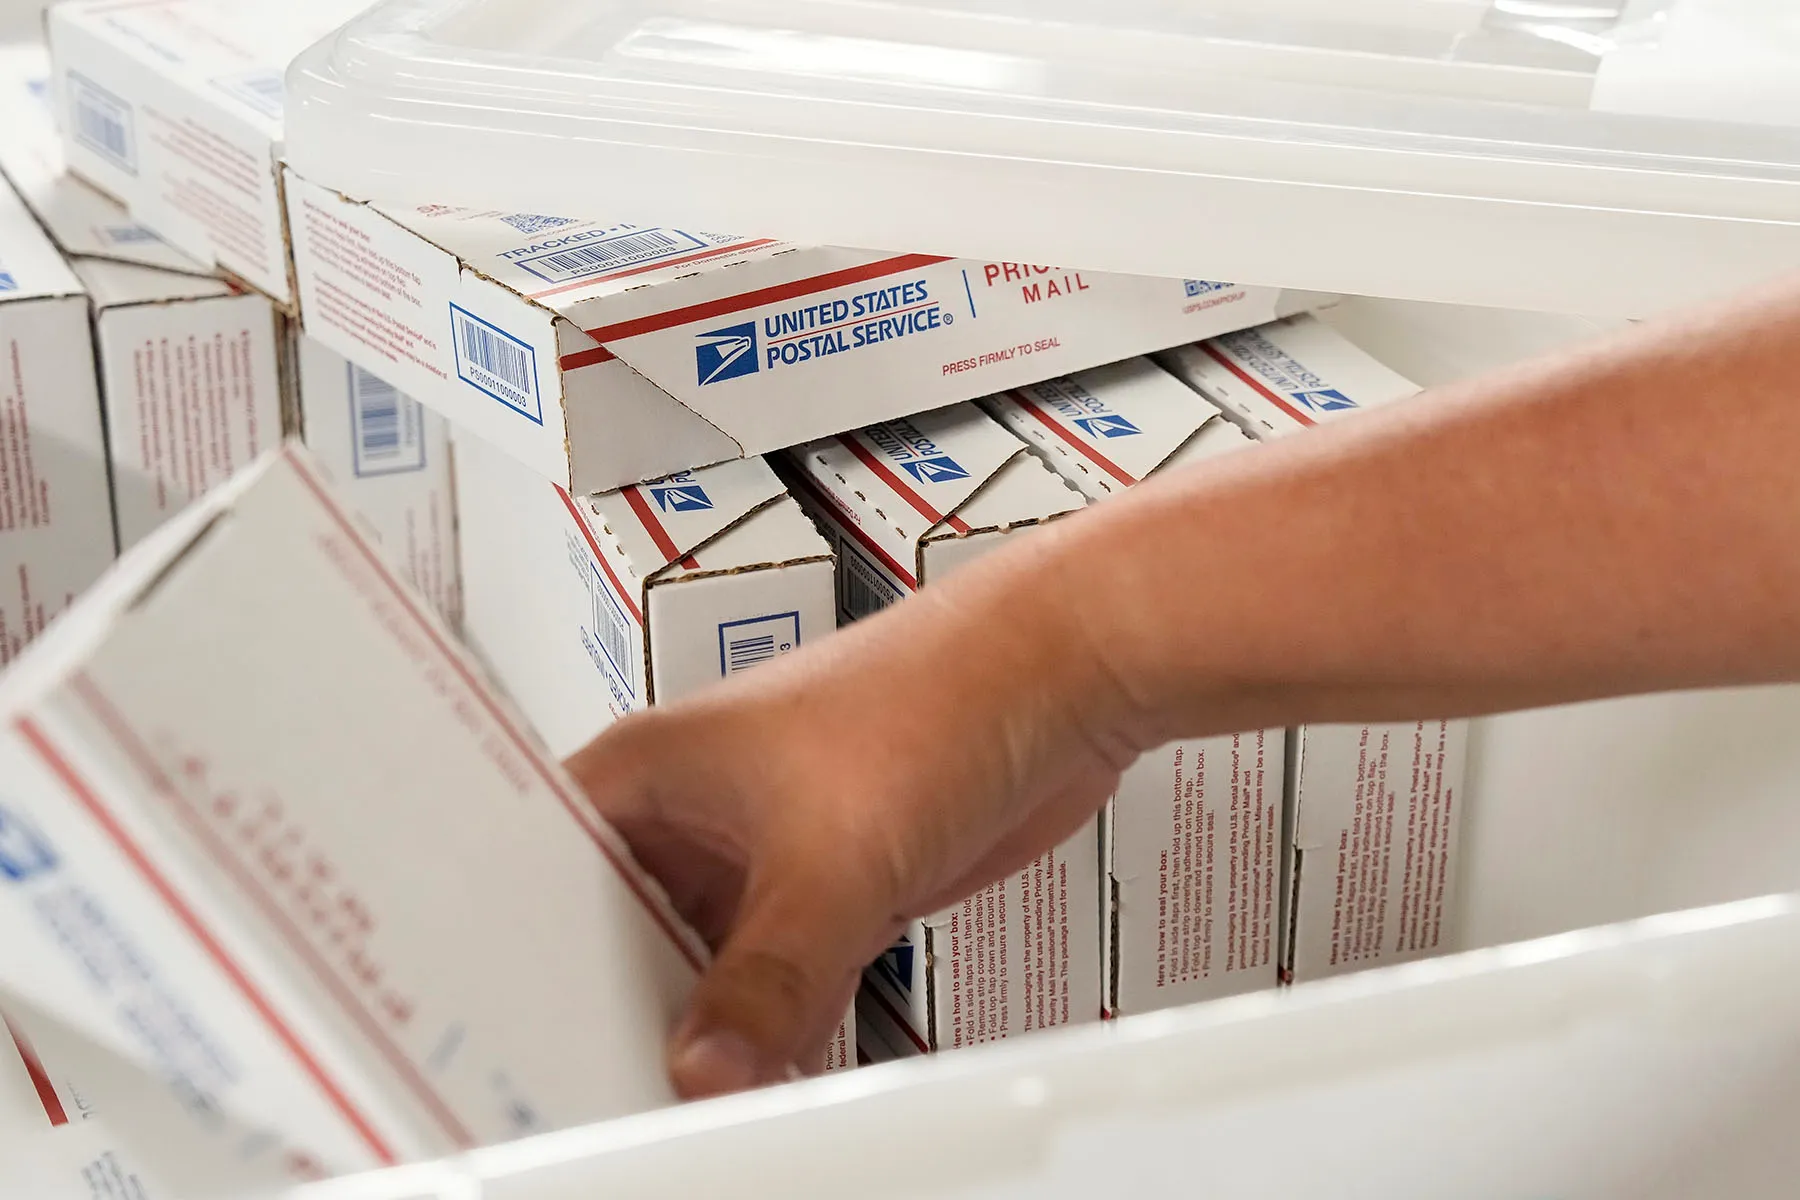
[590,568,636,697]
[451,307,537,416]
[68,74,134,171]
[353,369,401,460]
[841,546,903,622]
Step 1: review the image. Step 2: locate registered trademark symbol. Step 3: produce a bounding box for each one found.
[943,313,955,325]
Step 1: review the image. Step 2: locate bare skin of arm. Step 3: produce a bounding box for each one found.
[566,277,1800,1100]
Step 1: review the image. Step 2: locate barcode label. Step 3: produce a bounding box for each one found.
[840,543,905,622]
[587,563,637,701]
[347,365,427,477]
[449,305,541,423]
[210,70,284,121]
[513,228,712,286]
[67,72,135,174]
[717,613,801,678]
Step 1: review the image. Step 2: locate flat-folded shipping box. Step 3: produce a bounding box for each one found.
[286,167,1328,493]
[48,0,376,305]
[0,42,208,277]
[455,435,850,1068]
[0,443,704,1189]
[298,336,460,628]
[0,171,114,668]
[787,403,1101,1050]
[982,360,1287,1016]
[72,256,285,549]
[1159,315,1472,983]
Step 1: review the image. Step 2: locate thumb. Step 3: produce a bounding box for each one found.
[667,869,879,1099]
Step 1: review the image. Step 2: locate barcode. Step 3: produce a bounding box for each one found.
[450,305,540,421]
[513,228,710,286]
[501,213,578,236]
[101,224,160,245]
[68,73,134,173]
[840,545,904,622]
[589,565,637,698]
[347,364,427,476]
[717,613,801,678]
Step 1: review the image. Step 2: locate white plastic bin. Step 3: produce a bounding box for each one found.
[266,2,1800,1196]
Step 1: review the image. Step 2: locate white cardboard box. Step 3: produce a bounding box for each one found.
[455,434,837,757]
[786,403,1102,1050]
[0,169,114,669]
[47,0,375,305]
[1159,315,1471,983]
[982,359,1287,1016]
[285,167,1329,494]
[0,443,704,1185]
[454,433,850,1069]
[0,42,207,277]
[297,336,460,629]
[73,256,285,549]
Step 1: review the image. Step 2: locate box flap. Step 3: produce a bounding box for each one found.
[665,494,832,579]
[71,257,236,308]
[837,405,1026,532]
[1160,314,1421,439]
[0,44,207,275]
[986,358,1225,501]
[586,456,788,577]
[0,167,82,304]
[374,202,793,320]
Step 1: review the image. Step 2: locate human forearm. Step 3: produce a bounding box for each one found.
[1014,279,1800,749]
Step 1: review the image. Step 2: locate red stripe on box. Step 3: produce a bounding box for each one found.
[621,486,685,566]
[1199,343,1315,428]
[1006,390,1138,488]
[15,717,399,1163]
[69,675,479,1149]
[863,982,931,1055]
[784,466,919,590]
[6,1021,68,1127]
[557,485,648,625]
[837,436,973,536]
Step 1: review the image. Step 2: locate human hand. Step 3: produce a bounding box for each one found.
[565,529,1139,1099]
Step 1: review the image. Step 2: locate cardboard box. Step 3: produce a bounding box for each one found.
[1159,316,1471,983]
[0,169,115,668]
[786,402,1102,1049]
[0,42,208,277]
[981,360,1287,1016]
[297,336,460,628]
[73,256,285,549]
[0,444,704,1185]
[853,983,923,1067]
[285,167,1330,494]
[455,433,837,757]
[47,0,375,305]
[454,432,850,1068]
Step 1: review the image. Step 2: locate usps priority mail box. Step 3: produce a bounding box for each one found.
[787,402,1102,1051]
[285,165,1331,494]
[0,443,705,1187]
[298,336,461,629]
[72,256,286,550]
[48,0,377,306]
[983,358,1288,1017]
[1159,315,1471,984]
[0,167,114,669]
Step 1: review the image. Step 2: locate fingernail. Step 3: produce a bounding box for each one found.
[671,1030,760,1099]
